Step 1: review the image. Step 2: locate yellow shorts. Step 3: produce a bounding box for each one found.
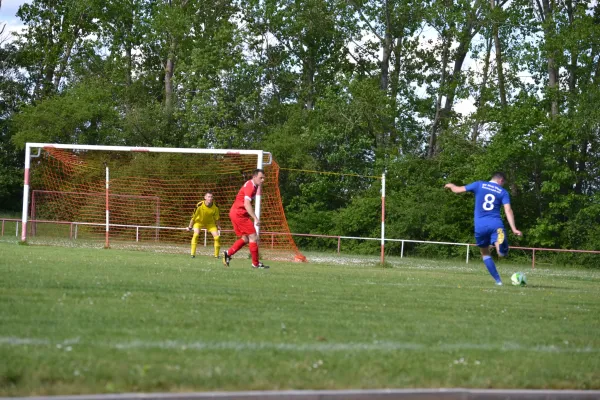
[193,223,218,233]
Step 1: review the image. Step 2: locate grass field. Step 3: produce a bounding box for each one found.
[1,241,599,396]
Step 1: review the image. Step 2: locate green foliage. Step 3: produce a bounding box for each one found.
[2,0,600,257]
[11,78,122,147]
[0,164,22,212]
[0,43,28,212]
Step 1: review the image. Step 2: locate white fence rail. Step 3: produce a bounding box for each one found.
[3,218,600,269]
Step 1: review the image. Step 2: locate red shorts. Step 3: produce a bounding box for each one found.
[229,211,256,236]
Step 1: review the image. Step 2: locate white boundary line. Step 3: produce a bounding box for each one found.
[0,337,597,354]
[2,388,600,400]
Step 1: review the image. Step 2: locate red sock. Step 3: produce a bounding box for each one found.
[249,242,259,266]
[228,239,246,256]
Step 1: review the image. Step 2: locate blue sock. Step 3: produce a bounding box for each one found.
[483,256,501,283]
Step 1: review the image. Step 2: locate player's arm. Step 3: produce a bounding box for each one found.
[503,203,522,236]
[242,182,260,226]
[186,217,194,231]
[244,198,260,226]
[186,203,201,231]
[215,207,221,231]
[444,183,467,193]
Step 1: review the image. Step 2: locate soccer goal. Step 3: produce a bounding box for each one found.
[21,143,306,262]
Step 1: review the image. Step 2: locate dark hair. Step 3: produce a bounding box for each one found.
[205,191,213,196]
[252,169,265,176]
[492,172,506,181]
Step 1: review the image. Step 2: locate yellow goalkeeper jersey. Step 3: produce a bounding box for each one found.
[191,201,220,226]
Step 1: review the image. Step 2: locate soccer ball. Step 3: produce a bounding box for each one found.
[511,272,527,286]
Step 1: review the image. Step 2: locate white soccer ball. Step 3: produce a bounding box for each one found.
[511,272,527,286]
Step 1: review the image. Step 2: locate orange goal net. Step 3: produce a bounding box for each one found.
[22,144,306,262]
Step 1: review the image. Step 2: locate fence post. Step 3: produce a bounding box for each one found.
[466,244,470,264]
[337,237,341,253]
[532,249,535,269]
[401,240,404,258]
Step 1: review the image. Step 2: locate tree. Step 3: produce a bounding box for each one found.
[15,0,100,99]
[425,0,487,157]
[347,0,425,160]
[0,43,28,211]
[11,78,122,147]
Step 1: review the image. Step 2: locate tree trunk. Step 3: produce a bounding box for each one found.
[471,35,492,142]
[390,37,402,109]
[164,36,176,111]
[53,34,78,89]
[441,32,471,114]
[54,10,85,90]
[540,0,559,118]
[490,0,506,107]
[125,9,133,88]
[380,0,392,92]
[548,57,559,117]
[164,0,190,112]
[126,42,132,86]
[42,65,56,98]
[430,2,482,157]
[302,57,315,110]
[428,31,450,158]
[389,36,403,149]
[566,0,579,95]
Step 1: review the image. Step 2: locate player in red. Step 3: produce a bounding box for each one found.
[222,169,270,269]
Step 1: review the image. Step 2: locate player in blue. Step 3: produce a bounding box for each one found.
[445,172,522,285]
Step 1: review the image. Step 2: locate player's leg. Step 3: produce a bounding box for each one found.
[207,227,220,258]
[492,227,509,257]
[248,233,269,269]
[223,214,252,267]
[190,224,201,258]
[248,232,260,268]
[226,216,245,254]
[476,229,502,285]
[223,234,247,267]
[227,233,249,257]
[480,247,502,285]
[227,213,251,255]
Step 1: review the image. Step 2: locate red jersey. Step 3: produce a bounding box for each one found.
[230,179,258,216]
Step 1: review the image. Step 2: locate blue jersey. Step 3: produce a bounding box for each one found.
[465,181,510,229]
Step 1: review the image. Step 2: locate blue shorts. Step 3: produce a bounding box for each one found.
[475,226,509,256]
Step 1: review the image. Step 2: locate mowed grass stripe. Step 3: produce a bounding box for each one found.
[0,242,599,395]
[2,336,599,353]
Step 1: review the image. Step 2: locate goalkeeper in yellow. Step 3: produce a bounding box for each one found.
[185,191,221,258]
